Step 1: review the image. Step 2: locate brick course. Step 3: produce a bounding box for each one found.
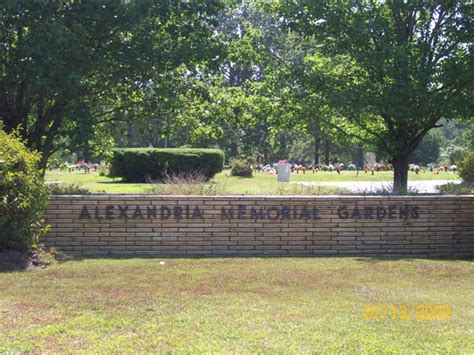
[42,195,474,258]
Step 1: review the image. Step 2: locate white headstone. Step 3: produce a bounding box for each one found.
[277,163,291,182]
[365,152,377,168]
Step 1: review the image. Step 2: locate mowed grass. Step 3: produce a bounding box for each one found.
[0,258,472,353]
[45,169,460,194]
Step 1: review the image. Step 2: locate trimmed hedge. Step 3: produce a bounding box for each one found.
[110,148,225,182]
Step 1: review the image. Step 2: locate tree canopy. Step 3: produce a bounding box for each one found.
[0,0,223,168]
[276,0,473,191]
[1,0,473,192]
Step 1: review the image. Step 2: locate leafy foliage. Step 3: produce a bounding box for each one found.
[437,120,473,165]
[438,182,474,195]
[110,148,225,182]
[276,0,473,192]
[411,130,442,165]
[458,151,474,184]
[147,174,228,196]
[230,158,253,177]
[0,128,48,251]
[440,144,468,166]
[1,0,472,193]
[0,1,223,167]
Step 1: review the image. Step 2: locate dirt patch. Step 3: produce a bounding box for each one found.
[0,249,50,272]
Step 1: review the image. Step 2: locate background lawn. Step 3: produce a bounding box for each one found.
[45,169,460,194]
[0,258,472,352]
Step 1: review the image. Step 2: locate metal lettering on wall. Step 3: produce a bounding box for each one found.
[79,204,420,221]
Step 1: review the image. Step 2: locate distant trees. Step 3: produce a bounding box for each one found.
[438,120,474,165]
[412,131,442,166]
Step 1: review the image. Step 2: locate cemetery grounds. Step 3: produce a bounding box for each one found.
[44,169,461,194]
[0,169,472,352]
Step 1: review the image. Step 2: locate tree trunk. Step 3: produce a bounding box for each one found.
[82,140,91,162]
[313,127,321,165]
[323,139,330,164]
[392,155,410,194]
[263,143,270,165]
[230,142,238,157]
[127,122,133,146]
[261,123,270,164]
[355,145,364,169]
[279,133,288,159]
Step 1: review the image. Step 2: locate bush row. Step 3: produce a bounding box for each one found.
[109,148,225,182]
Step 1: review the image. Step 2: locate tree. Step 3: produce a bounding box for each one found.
[278,0,473,192]
[0,0,223,169]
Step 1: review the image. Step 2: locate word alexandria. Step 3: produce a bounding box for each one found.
[79,205,204,220]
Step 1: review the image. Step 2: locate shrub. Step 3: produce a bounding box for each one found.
[110,148,225,182]
[274,183,348,195]
[98,166,108,176]
[48,183,91,195]
[0,128,49,251]
[438,182,474,195]
[164,170,208,185]
[357,185,420,196]
[147,171,227,195]
[458,151,474,184]
[230,158,253,177]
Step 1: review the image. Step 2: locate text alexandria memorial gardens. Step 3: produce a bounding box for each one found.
[79,203,420,221]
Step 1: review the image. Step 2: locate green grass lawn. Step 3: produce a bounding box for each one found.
[45,169,460,194]
[0,258,472,352]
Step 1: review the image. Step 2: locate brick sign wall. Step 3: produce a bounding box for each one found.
[43,195,474,258]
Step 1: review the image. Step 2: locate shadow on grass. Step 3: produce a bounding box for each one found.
[353,256,473,263]
[94,180,141,185]
[2,250,471,273]
[0,249,72,273]
[0,250,32,272]
[45,254,474,263]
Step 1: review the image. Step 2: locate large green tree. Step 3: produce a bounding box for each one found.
[278,0,473,192]
[0,0,222,169]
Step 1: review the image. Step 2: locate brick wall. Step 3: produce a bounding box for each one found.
[43,195,474,258]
